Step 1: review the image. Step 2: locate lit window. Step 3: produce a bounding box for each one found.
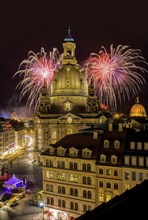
[51,130,56,140]
[144,142,148,150]
[138,157,144,167]
[114,140,120,149]
[69,174,78,183]
[46,171,50,178]
[99,193,104,202]
[137,142,142,150]
[104,140,109,148]
[125,184,130,189]
[124,155,130,165]
[49,146,55,155]
[106,169,111,176]
[111,155,117,164]
[131,156,137,166]
[130,142,135,150]
[100,154,106,163]
[82,148,92,158]
[64,101,71,111]
[69,147,78,157]
[106,194,111,202]
[57,147,66,156]
[57,173,66,181]
[49,171,54,179]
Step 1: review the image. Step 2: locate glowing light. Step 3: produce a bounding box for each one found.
[13,47,62,113]
[83,44,148,111]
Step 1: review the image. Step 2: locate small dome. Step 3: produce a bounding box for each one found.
[130,97,146,117]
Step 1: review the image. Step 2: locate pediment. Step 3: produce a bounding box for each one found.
[57,113,82,123]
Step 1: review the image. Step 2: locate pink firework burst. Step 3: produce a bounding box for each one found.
[83,44,148,111]
[13,47,62,112]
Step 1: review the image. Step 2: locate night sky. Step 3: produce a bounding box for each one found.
[0,0,148,116]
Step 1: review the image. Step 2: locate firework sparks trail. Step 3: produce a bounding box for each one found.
[13,47,62,113]
[83,44,148,111]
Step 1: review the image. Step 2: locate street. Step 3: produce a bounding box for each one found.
[0,151,43,220]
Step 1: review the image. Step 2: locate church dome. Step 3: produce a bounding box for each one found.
[49,28,88,113]
[50,64,88,96]
[130,97,146,117]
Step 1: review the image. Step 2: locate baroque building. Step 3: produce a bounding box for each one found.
[33,29,111,160]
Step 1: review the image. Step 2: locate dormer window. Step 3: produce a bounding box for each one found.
[104,140,109,148]
[111,155,117,164]
[49,146,55,155]
[137,142,142,150]
[69,147,78,157]
[130,142,135,150]
[57,146,66,156]
[144,142,148,150]
[114,140,120,149]
[82,148,92,158]
[100,154,106,163]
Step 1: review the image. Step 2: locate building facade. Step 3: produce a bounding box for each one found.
[40,123,148,220]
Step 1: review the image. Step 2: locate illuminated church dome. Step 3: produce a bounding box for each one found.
[130,97,147,117]
[49,28,88,113]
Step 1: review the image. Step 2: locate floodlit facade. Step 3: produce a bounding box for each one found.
[40,124,148,220]
[33,29,111,161]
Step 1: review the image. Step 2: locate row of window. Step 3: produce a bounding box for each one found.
[98,168,118,177]
[99,181,119,190]
[46,197,91,212]
[45,184,92,198]
[130,142,148,151]
[46,160,92,172]
[46,172,93,184]
[100,154,118,164]
[124,171,148,181]
[104,140,120,149]
[48,146,92,158]
[124,156,148,167]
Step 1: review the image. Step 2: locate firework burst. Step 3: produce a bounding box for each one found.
[83,44,148,111]
[13,47,62,113]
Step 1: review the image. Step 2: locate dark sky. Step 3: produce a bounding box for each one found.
[0,0,148,116]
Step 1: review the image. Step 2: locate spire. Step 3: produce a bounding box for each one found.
[136,96,139,104]
[64,26,74,42]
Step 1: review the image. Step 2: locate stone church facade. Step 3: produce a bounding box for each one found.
[33,29,110,160]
